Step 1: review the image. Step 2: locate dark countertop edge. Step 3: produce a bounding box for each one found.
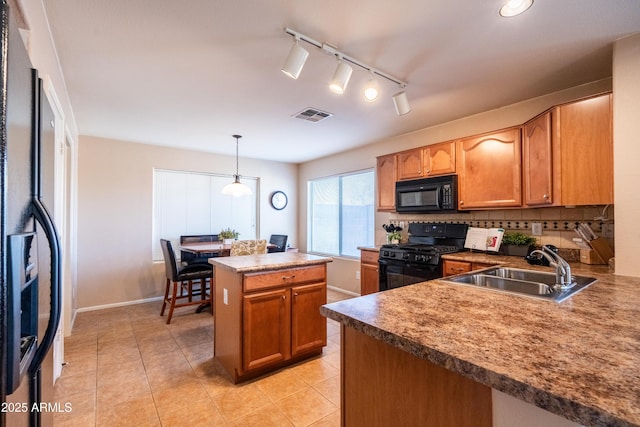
[320,306,631,427]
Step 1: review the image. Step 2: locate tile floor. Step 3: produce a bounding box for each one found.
[52,289,353,426]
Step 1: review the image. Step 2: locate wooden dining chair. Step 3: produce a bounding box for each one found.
[160,239,213,324]
[267,234,288,253]
[230,239,268,256]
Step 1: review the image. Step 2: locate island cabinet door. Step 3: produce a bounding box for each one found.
[242,288,291,372]
[291,282,327,356]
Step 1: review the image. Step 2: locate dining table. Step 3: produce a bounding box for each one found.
[180,241,233,257]
[180,241,277,257]
[180,240,277,313]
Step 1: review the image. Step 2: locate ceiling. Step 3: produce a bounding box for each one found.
[40,0,640,163]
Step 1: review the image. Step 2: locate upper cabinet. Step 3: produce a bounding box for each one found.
[457,127,522,209]
[425,140,456,176]
[554,93,613,206]
[523,112,554,206]
[376,153,397,211]
[397,148,424,180]
[375,92,612,213]
[397,141,456,181]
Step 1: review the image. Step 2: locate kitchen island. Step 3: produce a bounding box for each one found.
[210,252,332,383]
[322,255,640,427]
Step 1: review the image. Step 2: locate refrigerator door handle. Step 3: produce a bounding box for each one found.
[28,199,61,372]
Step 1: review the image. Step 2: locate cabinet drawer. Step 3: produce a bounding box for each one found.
[442,260,472,277]
[361,250,379,265]
[244,265,326,292]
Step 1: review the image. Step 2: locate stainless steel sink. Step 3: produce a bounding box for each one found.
[442,267,597,302]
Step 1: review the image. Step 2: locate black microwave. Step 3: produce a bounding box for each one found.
[395,175,459,213]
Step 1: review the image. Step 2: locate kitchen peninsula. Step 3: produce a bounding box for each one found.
[210,252,332,383]
[322,256,640,427]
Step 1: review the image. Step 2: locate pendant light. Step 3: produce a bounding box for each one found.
[221,135,252,197]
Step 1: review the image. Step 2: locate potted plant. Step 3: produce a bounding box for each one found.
[382,224,403,244]
[219,228,239,244]
[500,232,537,257]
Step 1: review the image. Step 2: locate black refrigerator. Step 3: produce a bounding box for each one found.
[1,2,62,427]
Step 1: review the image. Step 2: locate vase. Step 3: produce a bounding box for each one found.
[224,238,234,244]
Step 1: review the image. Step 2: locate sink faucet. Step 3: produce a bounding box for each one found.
[529,245,574,289]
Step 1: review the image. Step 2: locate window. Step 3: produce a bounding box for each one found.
[309,170,374,257]
[152,169,258,261]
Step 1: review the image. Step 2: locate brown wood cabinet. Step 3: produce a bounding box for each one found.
[376,153,397,211]
[342,326,492,426]
[425,140,456,176]
[397,147,424,180]
[554,93,613,205]
[523,112,555,206]
[442,259,494,277]
[457,127,522,209]
[360,250,379,295]
[397,141,456,181]
[214,263,328,383]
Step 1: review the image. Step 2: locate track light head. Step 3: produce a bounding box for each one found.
[363,71,379,102]
[392,90,411,116]
[281,38,309,79]
[329,59,353,94]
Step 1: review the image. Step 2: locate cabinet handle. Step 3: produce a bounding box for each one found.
[281,275,296,280]
[459,200,464,205]
[293,292,298,297]
[543,194,549,199]
[282,295,286,300]
[453,268,465,272]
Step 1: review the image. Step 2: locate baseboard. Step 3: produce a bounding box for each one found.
[76,295,164,313]
[327,285,360,297]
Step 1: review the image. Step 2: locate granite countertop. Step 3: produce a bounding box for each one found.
[322,254,640,427]
[209,251,332,273]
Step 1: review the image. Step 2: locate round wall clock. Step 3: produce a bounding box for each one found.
[270,191,288,210]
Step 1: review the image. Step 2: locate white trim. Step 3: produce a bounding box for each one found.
[327,285,360,297]
[76,296,165,313]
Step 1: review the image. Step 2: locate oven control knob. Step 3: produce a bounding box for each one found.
[402,253,410,260]
[382,251,389,257]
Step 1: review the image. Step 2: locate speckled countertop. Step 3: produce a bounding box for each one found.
[322,252,640,427]
[209,251,332,273]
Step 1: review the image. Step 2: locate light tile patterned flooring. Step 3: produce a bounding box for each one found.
[53,289,353,426]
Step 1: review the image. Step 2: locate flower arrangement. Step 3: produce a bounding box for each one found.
[219,228,239,240]
[382,224,403,244]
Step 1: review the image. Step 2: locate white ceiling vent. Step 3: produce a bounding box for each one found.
[292,108,333,123]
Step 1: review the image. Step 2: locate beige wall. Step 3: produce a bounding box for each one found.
[299,79,615,295]
[613,33,640,277]
[77,136,297,308]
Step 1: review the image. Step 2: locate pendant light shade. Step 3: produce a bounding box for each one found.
[329,59,353,94]
[499,0,533,17]
[281,39,309,79]
[222,135,252,197]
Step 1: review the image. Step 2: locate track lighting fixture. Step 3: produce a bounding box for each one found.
[221,135,252,197]
[281,36,309,79]
[363,71,379,102]
[392,89,411,116]
[329,57,353,94]
[499,0,533,17]
[282,28,410,115]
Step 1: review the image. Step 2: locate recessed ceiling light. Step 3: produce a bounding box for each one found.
[499,0,533,17]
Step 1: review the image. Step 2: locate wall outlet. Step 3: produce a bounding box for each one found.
[223,288,228,305]
[532,222,543,236]
[602,223,614,239]
[355,270,361,280]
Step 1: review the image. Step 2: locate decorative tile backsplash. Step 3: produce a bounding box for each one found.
[382,205,614,253]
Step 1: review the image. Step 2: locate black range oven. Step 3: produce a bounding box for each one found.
[379,223,468,291]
